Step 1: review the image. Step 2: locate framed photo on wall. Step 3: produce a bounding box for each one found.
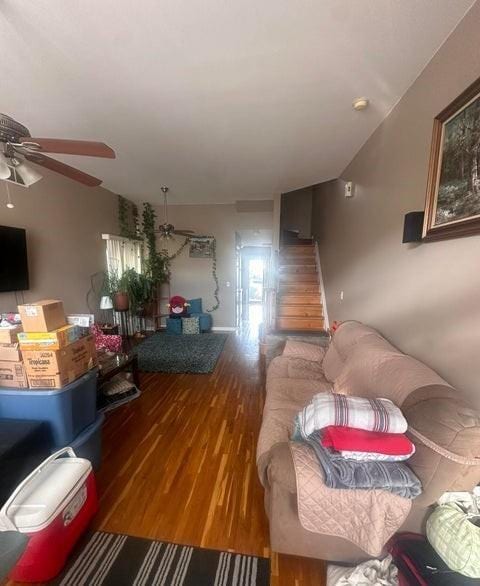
[189,236,215,258]
[423,76,480,240]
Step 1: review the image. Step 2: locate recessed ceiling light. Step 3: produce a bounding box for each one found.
[352,97,369,111]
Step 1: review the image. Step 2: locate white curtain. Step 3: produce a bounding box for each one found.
[105,236,143,276]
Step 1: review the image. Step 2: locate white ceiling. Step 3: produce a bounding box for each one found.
[0,0,475,204]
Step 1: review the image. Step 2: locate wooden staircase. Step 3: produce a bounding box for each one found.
[276,243,325,332]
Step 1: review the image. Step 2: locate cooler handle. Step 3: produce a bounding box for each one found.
[0,447,77,532]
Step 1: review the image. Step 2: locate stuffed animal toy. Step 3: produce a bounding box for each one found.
[168,296,190,318]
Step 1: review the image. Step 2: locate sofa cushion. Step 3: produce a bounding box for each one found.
[267,355,290,380]
[322,342,344,382]
[265,376,331,413]
[404,395,480,506]
[187,298,202,313]
[333,343,451,406]
[332,321,393,361]
[287,358,325,381]
[284,340,325,362]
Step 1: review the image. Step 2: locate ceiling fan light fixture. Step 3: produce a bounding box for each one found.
[13,160,43,187]
[0,151,11,180]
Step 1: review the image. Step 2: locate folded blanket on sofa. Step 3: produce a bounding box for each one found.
[295,392,408,437]
[290,442,412,557]
[322,426,415,458]
[335,450,412,462]
[305,432,422,499]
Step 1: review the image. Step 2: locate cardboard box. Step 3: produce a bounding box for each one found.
[0,325,23,344]
[18,300,66,333]
[18,324,81,351]
[0,343,22,362]
[67,314,94,328]
[23,335,97,389]
[0,360,29,388]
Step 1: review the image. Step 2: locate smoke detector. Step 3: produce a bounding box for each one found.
[352,97,369,111]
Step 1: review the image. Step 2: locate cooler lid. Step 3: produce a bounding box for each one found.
[4,458,91,531]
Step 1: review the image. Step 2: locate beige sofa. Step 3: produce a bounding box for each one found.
[257,321,480,562]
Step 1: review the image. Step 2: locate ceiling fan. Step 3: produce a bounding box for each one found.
[155,186,195,239]
[0,113,115,188]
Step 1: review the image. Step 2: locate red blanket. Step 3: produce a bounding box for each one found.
[321,426,414,456]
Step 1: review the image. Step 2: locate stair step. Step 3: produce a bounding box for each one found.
[280,283,319,293]
[282,238,314,245]
[279,265,317,274]
[277,304,323,317]
[279,273,318,283]
[281,247,315,254]
[279,293,321,305]
[276,316,325,331]
[280,246,315,256]
[279,257,316,266]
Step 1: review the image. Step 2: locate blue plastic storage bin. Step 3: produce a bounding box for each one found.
[67,412,104,471]
[0,369,98,446]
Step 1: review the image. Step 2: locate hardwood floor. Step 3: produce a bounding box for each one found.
[6,324,326,585]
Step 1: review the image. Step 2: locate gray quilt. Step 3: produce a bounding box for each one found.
[304,432,422,499]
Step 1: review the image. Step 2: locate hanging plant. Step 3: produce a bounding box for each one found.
[132,203,140,237]
[165,234,220,312]
[118,195,130,237]
[142,202,170,285]
[206,237,220,312]
[118,195,141,239]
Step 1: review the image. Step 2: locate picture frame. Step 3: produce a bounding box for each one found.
[423,76,480,241]
[189,236,215,258]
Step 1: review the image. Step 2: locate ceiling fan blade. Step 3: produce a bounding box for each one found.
[24,153,102,187]
[173,230,195,235]
[19,138,116,159]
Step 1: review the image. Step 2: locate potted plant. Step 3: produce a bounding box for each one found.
[122,268,154,316]
[103,269,130,312]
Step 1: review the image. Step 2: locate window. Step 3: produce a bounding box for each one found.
[102,234,143,276]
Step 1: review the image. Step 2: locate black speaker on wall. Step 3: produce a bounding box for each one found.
[402,211,425,243]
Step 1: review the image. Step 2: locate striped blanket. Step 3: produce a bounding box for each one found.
[305,432,422,499]
[294,392,408,438]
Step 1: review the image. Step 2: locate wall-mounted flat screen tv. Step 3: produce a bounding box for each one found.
[0,226,29,292]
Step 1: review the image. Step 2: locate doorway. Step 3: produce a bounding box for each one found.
[236,246,270,330]
[246,257,264,327]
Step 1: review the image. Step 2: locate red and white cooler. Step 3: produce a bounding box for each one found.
[0,447,98,583]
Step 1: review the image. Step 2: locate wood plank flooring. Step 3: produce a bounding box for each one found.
[5,326,326,585]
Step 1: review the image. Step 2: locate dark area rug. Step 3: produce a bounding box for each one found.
[135,332,228,374]
[53,531,270,586]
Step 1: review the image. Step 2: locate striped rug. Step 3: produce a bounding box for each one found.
[53,531,270,586]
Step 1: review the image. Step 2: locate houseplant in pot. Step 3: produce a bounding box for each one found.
[103,269,130,312]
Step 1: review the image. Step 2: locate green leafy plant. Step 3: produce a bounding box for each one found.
[102,269,123,298]
[121,268,154,315]
[118,195,141,239]
[142,202,171,285]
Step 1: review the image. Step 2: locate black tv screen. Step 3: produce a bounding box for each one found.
[0,226,29,292]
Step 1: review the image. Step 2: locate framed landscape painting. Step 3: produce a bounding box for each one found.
[423,76,480,240]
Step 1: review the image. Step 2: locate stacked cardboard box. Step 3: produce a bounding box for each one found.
[18,300,98,389]
[0,324,28,388]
